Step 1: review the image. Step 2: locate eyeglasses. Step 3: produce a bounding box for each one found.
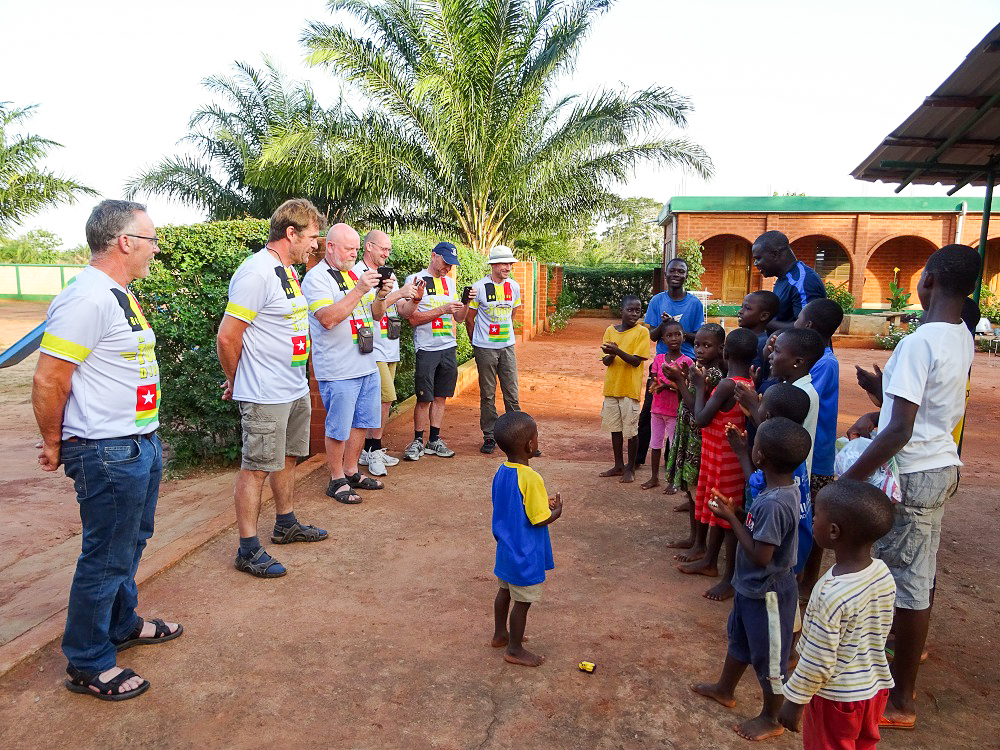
[125,234,161,248]
[368,242,391,254]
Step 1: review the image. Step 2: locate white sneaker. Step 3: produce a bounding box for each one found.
[424,438,455,457]
[403,439,424,461]
[378,449,400,467]
[367,451,388,476]
[358,449,372,466]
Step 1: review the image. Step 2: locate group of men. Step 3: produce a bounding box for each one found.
[31,198,526,699]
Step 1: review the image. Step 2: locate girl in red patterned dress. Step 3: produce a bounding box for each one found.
[677,328,758,601]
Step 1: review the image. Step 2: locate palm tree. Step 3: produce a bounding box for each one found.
[125,58,372,222]
[0,103,97,234]
[281,0,712,254]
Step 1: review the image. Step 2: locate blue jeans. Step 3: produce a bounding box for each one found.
[60,433,162,671]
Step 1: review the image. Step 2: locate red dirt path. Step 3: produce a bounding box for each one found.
[0,312,998,749]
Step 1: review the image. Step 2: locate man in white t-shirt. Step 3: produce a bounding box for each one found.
[353,230,419,476]
[465,245,522,454]
[396,242,474,460]
[843,244,981,730]
[217,199,329,579]
[32,200,182,701]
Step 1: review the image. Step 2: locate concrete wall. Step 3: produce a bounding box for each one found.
[0,264,85,299]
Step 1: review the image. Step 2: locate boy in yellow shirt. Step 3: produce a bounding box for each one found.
[599,295,651,483]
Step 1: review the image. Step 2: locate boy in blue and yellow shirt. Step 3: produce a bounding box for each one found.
[491,411,563,667]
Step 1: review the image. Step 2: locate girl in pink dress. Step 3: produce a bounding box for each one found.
[642,320,693,490]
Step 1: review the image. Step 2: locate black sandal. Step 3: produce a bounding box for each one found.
[65,664,150,701]
[326,477,362,504]
[347,472,384,491]
[271,521,329,544]
[115,617,184,652]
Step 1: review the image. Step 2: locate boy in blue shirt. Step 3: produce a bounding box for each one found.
[692,417,812,742]
[491,411,563,667]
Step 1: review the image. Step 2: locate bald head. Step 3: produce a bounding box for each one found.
[363,229,392,267]
[326,223,361,270]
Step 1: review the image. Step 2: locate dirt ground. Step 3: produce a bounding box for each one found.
[1,304,999,749]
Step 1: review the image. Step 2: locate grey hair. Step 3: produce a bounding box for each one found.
[85,199,147,253]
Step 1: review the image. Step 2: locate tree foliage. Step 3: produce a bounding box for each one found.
[275,0,711,254]
[600,196,662,263]
[0,229,89,264]
[677,237,705,291]
[0,102,97,234]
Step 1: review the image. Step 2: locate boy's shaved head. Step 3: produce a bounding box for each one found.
[777,327,825,369]
[748,290,780,319]
[495,411,537,456]
[925,244,981,297]
[760,383,810,425]
[816,480,894,545]
[755,417,811,473]
[801,298,845,339]
[724,328,758,364]
[621,294,641,309]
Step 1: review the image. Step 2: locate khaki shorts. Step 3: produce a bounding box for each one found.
[498,578,544,603]
[601,396,640,439]
[377,360,398,403]
[238,394,310,473]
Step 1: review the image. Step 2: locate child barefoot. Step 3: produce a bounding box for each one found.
[779,480,896,748]
[642,320,692,490]
[491,411,562,667]
[691,416,812,742]
[676,329,757,602]
[662,323,724,560]
[599,295,651,484]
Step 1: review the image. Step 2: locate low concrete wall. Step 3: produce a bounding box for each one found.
[0,264,85,299]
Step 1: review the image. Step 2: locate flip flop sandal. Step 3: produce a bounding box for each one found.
[115,618,184,652]
[347,472,384,491]
[326,477,362,504]
[65,665,150,701]
[271,521,329,544]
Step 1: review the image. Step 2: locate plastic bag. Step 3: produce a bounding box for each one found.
[834,437,902,503]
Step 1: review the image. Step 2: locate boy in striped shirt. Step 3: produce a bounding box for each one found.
[779,480,896,748]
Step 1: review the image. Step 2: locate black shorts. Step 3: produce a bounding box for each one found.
[415,347,458,402]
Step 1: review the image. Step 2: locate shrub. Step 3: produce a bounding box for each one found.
[824,280,855,314]
[706,301,723,317]
[876,323,918,350]
[562,266,655,309]
[886,267,911,311]
[677,238,705,291]
[980,285,1000,324]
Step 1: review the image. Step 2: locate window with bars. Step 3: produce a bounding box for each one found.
[814,241,850,285]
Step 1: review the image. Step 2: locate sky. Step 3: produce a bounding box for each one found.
[3,0,997,246]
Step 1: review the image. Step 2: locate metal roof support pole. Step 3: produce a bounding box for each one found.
[974,165,994,305]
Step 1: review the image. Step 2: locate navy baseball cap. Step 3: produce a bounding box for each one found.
[432,241,460,266]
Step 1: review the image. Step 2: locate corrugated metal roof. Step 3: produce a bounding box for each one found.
[852,23,1000,190]
[656,195,985,224]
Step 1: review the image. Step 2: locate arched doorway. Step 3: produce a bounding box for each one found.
[790,235,851,288]
[701,234,752,303]
[864,236,936,308]
[982,238,1000,296]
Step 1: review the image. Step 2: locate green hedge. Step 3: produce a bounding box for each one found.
[132,222,485,466]
[563,265,656,310]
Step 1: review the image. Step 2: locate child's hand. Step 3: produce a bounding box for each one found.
[707,488,737,522]
[662,361,685,385]
[749,364,762,388]
[725,423,748,453]
[763,332,779,359]
[855,363,883,397]
[548,492,562,511]
[688,363,706,390]
[734,381,760,417]
[777,700,804,733]
[846,413,878,440]
[601,342,620,356]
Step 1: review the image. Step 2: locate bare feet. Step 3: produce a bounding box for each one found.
[491,633,508,648]
[673,498,692,511]
[691,682,736,708]
[599,466,624,478]
[666,536,695,550]
[733,714,785,741]
[620,468,635,484]
[677,559,719,577]
[673,544,706,563]
[504,647,545,667]
[641,477,659,490]
[664,485,678,496]
[704,581,734,601]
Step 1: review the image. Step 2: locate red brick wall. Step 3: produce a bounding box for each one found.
[863,236,936,306]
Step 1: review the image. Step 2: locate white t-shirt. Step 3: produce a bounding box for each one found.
[878,322,972,473]
[792,373,820,479]
[224,249,310,404]
[404,268,457,352]
[301,259,379,381]
[469,275,521,348]
[352,259,400,363]
[40,266,160,439]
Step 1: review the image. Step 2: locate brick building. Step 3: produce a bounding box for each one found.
[657,196,1000,308]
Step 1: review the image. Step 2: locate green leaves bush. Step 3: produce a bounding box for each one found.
[562,266,655,310]
[824,281,856,314]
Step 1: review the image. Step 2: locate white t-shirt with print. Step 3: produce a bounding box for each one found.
[224,249,310,404]
[302,259,379,381]
[878,322,972,473]
[352,259,401,363]
[469,275,520,348]
[40,265,160,439]
[404,268,457,352]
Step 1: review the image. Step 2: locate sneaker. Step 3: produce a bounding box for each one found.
[358,449,372,466]
[378,449,400,467]
[403,439,425,461]
[480,437,496,454]
[425,438,455,457]
[367,451,388,476]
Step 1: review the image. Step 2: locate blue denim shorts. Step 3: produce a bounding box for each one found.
[728,575,797,692]
[319,372,381,441]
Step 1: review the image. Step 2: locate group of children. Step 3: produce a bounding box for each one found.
[488,244,981,748]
